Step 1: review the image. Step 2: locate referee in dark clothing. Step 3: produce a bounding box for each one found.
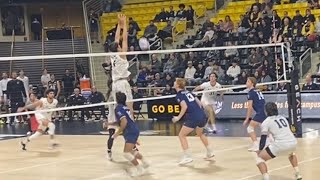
[7,71,27,125]
[89,86,107,120]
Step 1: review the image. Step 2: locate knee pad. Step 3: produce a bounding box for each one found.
[247,125,255,134]
[256,156,265,165]
[47,122,56,135]
[123,152,135,161]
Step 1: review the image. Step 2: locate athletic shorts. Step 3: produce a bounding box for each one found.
[124,132,139,144]
[184,118,206,129]
[112,79,133,101]
[253,113,267,123]
[268,140,297,157]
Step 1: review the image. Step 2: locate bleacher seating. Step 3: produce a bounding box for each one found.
[100,0,214,40]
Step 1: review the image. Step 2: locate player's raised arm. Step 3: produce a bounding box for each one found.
[120,14,128,53]
[193,85,203,92]
[18,100,42,112]
[115,14,122,43]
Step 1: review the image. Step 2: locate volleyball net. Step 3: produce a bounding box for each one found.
[0,42,302,136]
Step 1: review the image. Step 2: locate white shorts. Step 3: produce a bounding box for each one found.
[112,79,133,101]
[268,140,297,157]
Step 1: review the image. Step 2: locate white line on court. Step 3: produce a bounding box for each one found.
[236,155,320,180]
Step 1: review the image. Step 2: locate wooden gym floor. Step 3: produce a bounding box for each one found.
[0,135,319,180]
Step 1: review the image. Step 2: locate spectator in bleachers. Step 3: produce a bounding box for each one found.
[144,20,158,39]
[302,19,315,38]
[137,67,148,87]
[224,41,239,60]
[277,82,287,91]
[280,18,291,36]
[259,59,275,79]
[249,5,261,24]
[261,4,272,18]
[282,11,292,25]
[304,9,316,24]
[254,70,261,83]
[270,28,282,43]
[276,58,286,78]
[162,74,174,87]
[258,31,269,44]
[48,74,61,99]
[62,69,75,98]
[186,26,214,48]
[151,54,162,73]
[315,16,320,33]
[248,48,262,69]
[162,84,176,95]
[174,4,187,23]
[261,0,273,10]
[251,0,262,12]
[259,18,272,39]
[163,54,178,74]
[110,0,122,12]
[129,17,141,32]
[227,60,241,85]
[238,14,251,33]
[302,74,319,90]
[146,65,156,84]
[67,88,90,121]
[204,60,214,80]
[167,6,175,23]
[200,18,214,35]
[248,21,259,34]
[292,10,304,26]
[154,8,168,22]
[260,70,272,91]
[237,71,248,85]
[261,50,274,64]
[186,5,195,28]
[185,52,198,65]
[247,31,258,44]
[89,86,106,120]
[88,9,99,44]
[222,15,234,33]
[212,62,224,79]
[184,61,196,85]
[194,62,205,84]
[132,85,143,112]
[271,10,281,29]
[128,23,138,47]
[292,21,303,37]
[308,0,320,9]
[41,68,50,92]
[157,20,173,40]
[149,73,162,87]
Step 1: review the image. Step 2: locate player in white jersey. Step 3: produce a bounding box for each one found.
[255,102,302,180]
[19,89,59,150]
[103,14,134,160]
[193,73,223,133]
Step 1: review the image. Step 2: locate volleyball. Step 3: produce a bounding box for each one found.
[139,37,150,51]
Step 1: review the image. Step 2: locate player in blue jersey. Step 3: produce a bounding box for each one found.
[243,77,267,152]
[172,78,214,165]
[113,92,149,176]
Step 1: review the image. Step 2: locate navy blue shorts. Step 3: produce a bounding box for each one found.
[124,132,139,144]
[183,118,206,129]
[253,113,267,123]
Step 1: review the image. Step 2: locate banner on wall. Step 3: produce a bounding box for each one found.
[146,92,320,119]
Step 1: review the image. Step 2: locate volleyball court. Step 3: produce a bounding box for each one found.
[0,43,319,180]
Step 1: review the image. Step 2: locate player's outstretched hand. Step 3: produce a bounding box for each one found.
[172,116,180,123]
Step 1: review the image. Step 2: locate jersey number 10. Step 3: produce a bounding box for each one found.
[274,119,288,129]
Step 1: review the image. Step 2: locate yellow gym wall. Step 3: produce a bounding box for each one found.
[26,2,85,39]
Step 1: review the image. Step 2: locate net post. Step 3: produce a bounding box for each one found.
[286,69,302,137]
[281,43,287,80]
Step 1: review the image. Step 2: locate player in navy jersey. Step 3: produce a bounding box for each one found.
[113,92,149,176]
[172,78,214,165]
[243,77,267,151]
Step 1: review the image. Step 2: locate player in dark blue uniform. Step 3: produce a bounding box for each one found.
[113,92,149,176]
[243,77,267,152]
[172,78,214,165]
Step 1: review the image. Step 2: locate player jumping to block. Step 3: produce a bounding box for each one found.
[193,73,223,134]
[243,77,267,152]
[113,92,149,176]
[19,89,59,150]
[172,78,214,165]
[256,102,302,180]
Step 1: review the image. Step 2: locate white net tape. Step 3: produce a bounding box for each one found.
[0,80,290,118]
